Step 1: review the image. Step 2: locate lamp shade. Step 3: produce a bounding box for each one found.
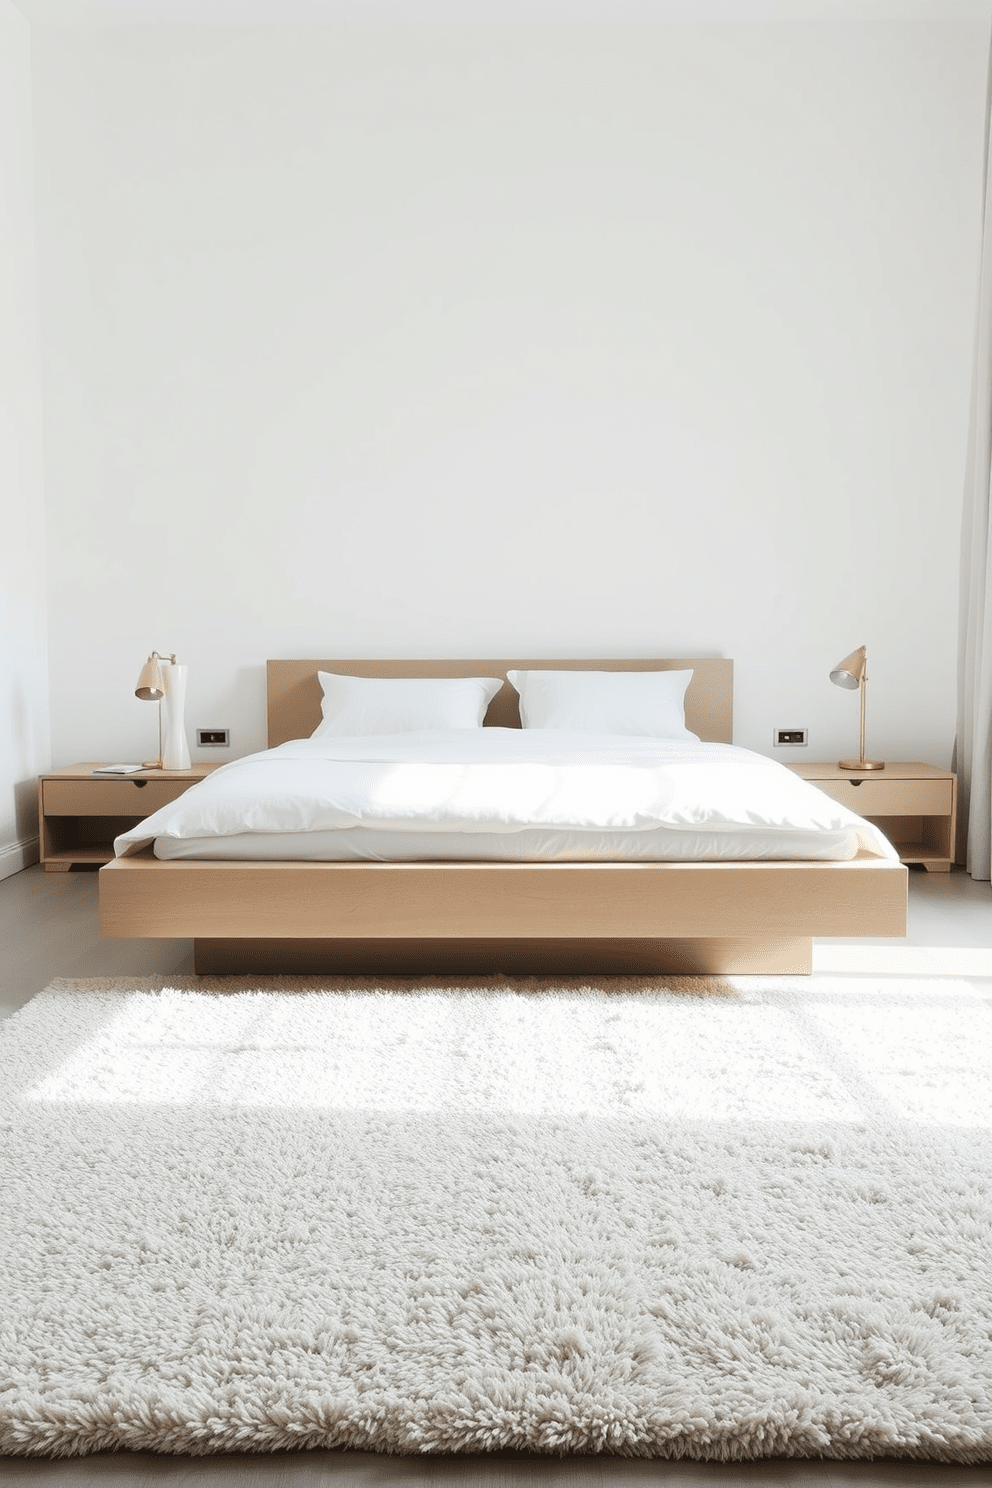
[135,654,166,701]
[829,646,866,690]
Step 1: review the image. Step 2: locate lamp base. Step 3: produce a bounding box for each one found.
[838,758,885,771]
[141,759,163,770]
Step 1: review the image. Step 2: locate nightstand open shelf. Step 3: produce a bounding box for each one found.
[38,764,219,870]
[788,761,957,872]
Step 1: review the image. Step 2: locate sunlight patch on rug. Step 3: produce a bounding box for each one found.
[1,974,990,1461]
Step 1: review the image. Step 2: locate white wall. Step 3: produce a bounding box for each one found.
[0,0,49,877]
[32,20,987,768]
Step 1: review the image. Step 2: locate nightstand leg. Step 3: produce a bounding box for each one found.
[44,862,72,872]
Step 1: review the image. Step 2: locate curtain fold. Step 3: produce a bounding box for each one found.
[957,40,992,881]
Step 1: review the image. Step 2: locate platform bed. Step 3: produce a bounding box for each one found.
[99,658,908,975]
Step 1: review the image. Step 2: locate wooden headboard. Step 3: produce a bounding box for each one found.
[266,658,733,748]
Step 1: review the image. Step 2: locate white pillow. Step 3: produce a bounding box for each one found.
[506,668,698,739]
[311,672,504,737]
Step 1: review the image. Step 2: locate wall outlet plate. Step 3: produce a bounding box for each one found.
[197,729,230,747]
[774,728,808,747]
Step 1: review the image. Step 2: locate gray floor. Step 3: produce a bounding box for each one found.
[2,863,991,1485]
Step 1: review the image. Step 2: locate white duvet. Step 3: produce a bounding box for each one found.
[113,731,898,864]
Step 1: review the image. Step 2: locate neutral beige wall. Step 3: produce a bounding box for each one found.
[0,0,49,876]
[33,20,988,767]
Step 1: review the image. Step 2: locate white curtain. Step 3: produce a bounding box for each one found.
[957,43,992,881]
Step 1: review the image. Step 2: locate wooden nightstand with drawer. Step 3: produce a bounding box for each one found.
[38,764,219,870]
[789,761,957,872]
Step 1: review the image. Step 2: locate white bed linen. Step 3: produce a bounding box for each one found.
[113,731,898,864]
[149,823,892,863]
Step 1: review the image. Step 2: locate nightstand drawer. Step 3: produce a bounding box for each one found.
[43,778,192,818]
[815,778,952,818]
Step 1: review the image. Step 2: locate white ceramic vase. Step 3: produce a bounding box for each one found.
[162,663,191,770]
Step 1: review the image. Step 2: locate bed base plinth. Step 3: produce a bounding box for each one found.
[192,935,813,977]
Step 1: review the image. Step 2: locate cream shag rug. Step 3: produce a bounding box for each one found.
[1,972,991,1462]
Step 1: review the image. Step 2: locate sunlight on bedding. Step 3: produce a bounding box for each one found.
[24,980,991,1128]
[365,762,665,828]
[366,762,561,823]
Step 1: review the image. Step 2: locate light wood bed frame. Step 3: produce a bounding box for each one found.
[99,658,907,975]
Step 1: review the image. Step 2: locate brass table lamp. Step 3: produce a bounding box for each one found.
[829,645,884,771]
[135,651,176,770]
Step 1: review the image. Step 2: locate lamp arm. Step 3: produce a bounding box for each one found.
[860,667,867,769]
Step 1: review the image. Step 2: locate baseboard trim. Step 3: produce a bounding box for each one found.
[0,836,40,882]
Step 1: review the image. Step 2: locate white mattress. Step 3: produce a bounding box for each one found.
[150,823,889,862]
[113,730,899,864]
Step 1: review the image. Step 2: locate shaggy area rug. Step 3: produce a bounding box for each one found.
[0,972,990,1462]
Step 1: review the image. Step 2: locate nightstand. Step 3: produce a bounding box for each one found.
[789,761,957,872]
[38,763,220,871]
